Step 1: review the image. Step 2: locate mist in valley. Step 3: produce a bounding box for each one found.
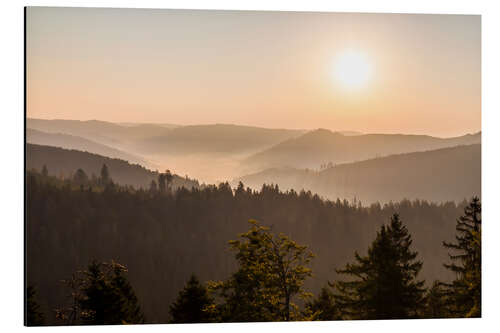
[27,117,481,203]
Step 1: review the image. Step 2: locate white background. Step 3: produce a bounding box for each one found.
[1,0,498,332]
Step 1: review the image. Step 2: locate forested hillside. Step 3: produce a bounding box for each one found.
[134,124,305,155]
[26,144,198,190]
[27,129,146,166]
[26,172,467,324]
[26,118,172,148]
[237,144,481,203]
[27,118,305,157]
[245,128,481,170]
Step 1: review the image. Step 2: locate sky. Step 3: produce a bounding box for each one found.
[26,7,480,137]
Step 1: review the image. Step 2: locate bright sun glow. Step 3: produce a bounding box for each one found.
[334,50,373,90]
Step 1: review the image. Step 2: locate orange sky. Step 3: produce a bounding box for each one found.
[26,7,480,137]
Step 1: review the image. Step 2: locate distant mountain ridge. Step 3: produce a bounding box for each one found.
[26,118,306,157]
[237,144,481,204]
[245,128,481,170]
[27,128,147,166]
[135,123,306,155]
[26,144,199,190]
[26,118,172,148]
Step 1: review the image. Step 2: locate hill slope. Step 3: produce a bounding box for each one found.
[245,128,481,170]
[237,144,481,203]
[118,123,306,155]
[26,144,198,190]
[27,128,147,166]
[27,118,305,157]
[27,118,172,149]
[27,174,467,323]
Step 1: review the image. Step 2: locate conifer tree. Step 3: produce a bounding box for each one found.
[165,169,174,192]
[79,260,144,325]
[149,180,158,193]
[41,165,48,177]
[100,164,110,185]
[442,196,481,317]
[57,260,144,325]
[422,281,448,318]
[333,214,425,319]
[304,286,340,321]
[169,274,214,323]
[73,168,88,187]
[26,285,45,326]
[158,173,166,193]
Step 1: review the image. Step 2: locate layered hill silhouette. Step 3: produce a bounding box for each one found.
[27,128,147,166]
[26,144,199,190]
[27,118,305,157]
[27,118,172,149]
[134,124,305,155]
[237,144,481,203]
[245,128,481,170]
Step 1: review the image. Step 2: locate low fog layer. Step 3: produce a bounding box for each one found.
[27,118,480,202]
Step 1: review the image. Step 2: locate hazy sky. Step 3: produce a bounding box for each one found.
[27,7,480,137]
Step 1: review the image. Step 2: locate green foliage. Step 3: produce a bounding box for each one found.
[169,274,215,323]
[442,197,481,317]
[207,220,314,322]
[56,260,144,325]
[27,172,467,324]
[26,285,45,326]
[421,281,448,318]
[333,214,426,319]
[303,286,340,321]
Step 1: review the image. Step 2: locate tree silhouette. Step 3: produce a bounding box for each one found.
[41,165,48,177]
[442,196,481,317]
[169,274,214,323]
[422,280,448,318]
[26,285,45,326]
[304,286,340,321]
[73,168,88,187]
[100,164,110,185]
[165,170,174,192]
[26,170,468,324]
[149,180,157,193]
[56,260,144,325]
[333,214,426,319]
[158,173,166,193]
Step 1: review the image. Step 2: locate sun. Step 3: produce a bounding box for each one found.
[333,50,373,90]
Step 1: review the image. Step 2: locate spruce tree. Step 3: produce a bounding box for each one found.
[304,286,340,321]
[333,214,425,319]
[41,165,48,177]
[158,173,166,193]
[57,260,144,325]
[169,274,214,323]
[79,260,144,325]
[165,169,174,192]
[442,196,481,317]
[422,281,448,318]
[149,180,158,193]
[26,285,45,326]
[100,164,110,185]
